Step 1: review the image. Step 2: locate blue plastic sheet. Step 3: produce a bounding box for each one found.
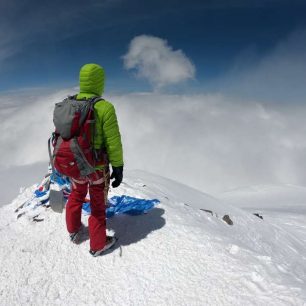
[82,195,159,218]
[34,190,48,198]
[52,171,71,192]
[27,170,159,218]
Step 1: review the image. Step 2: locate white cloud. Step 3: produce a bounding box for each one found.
[0,89,71,168]
[2,89,306,198]
[113,92,306,194]
[123,35,196,89]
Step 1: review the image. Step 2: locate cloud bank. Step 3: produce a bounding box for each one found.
[115,93,306,193]
[0,90,70,168]
[1,90,306,202]
[123,35,196,89]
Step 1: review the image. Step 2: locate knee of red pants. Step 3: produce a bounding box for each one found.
[89,183,106,205]
[66,182,88,233]
[66,183,88,212]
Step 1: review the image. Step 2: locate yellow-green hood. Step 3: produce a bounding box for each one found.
[79,63,104,98]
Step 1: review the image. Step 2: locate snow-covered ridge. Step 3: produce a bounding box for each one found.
[0,170,305,305]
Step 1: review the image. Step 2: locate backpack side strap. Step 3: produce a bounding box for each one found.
[48,133,58,173]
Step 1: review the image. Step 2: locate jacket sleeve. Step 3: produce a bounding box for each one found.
[102,103,124,167]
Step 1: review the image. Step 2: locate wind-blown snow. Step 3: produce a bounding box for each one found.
[0,171,305,305]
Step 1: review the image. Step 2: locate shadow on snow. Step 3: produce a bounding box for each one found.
[76,207,166,250]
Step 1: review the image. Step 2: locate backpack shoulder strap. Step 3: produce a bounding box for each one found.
[90,96,104,104]
[87,97,105,113]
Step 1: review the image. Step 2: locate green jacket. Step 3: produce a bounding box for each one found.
[77,63,123,168]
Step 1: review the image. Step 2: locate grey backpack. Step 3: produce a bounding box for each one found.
[49,95,103,178]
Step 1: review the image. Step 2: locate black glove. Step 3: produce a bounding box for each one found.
[110,166,123,188]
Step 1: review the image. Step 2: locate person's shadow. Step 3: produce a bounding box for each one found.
[77,208,166,250]
[108,207,166,249]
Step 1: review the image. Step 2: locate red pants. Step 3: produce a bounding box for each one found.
[66,170,109,251]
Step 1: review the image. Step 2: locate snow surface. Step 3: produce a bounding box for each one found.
[0,170,306,305]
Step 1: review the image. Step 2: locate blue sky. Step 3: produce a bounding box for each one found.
[0,0,306,93]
